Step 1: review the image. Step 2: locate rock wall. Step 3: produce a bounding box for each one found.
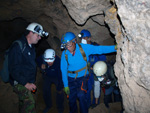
[61,0,150,113]
[115,0,150,113]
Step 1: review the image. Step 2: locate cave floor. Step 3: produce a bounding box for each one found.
[0,79,123,113]
[0,53,123,113]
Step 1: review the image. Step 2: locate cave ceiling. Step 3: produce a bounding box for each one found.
[0,0,115,57]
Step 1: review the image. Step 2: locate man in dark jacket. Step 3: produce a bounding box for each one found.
[9,22,48,113]
[36,49,64,113]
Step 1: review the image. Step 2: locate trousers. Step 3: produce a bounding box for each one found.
[68,76,88,113]
[43,75,64,112]
[13,84,36,113]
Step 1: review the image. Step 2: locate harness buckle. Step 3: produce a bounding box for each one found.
[72,71,75,74]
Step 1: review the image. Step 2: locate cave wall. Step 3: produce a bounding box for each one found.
[115,0,150,113]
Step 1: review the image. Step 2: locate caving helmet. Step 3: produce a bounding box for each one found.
[78,29,91,38]
[26,22,49,37]
[93,61,107,82]
[44,49,55,62]
[61,32,76,49]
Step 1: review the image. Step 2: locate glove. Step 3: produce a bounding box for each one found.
[115,44,117,50]
[41,64,46,69]
[64,87,70,95]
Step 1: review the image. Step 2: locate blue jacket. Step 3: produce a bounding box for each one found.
[9,35,36,86]
[61,43,116,87]
[36,55,63,86]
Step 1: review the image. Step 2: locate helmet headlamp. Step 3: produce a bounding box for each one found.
[78,33,84,38]
[41,31,49,37]
[61,40,74,49]
[78,29,91,38]
[61,43,66,49]
[34,25,49,37]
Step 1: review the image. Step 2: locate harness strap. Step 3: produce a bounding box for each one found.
[68,65,87,79]
[78,44,87,62]
[65,44,88,79]
[65,54,69,65]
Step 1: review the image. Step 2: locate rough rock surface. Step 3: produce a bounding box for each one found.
[114,0,150,113]
[61,0,111,25]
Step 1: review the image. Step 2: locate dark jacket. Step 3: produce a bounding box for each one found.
[9,35,36,86]
[101,62,117,89]
[36,55,63,86]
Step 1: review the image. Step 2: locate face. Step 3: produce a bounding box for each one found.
[82,37,91,44]
[66,40,76,53]
[47,62,54,66]
[28,32,41,44]
[97,75,106,82]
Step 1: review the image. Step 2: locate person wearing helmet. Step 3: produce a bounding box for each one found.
[8,22,48,113]
[93,61,108,82]
[26,22,49,37]
[93,61,122,109]
[36,49,64,113]
[78,29,107,108]
[60,31,117,113]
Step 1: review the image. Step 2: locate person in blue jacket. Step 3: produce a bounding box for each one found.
[78,29,107,108]
[36,49,64,113]
[9,22,48,113]
[60,32,117,113]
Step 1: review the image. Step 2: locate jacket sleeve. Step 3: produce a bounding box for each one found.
[60,51,68,87]
[9,43,27,85]
[81,44,116,56]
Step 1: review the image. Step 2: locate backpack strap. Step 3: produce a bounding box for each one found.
[13,40,26,53]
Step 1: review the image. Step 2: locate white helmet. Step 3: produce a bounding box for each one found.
[44,49,55,62]
[93,61,107,77]
[26,22,49,37]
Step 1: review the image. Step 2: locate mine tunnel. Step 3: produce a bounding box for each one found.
[0,0,150,113]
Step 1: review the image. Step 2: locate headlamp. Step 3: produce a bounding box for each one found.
[78,33,84,38]
[61,43,66,49]
[34,25,49,37]
[41,31,49,37]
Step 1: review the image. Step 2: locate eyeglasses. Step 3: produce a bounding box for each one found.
[44,58,54,61]
[61,40,75,49]
[66,41,73,48]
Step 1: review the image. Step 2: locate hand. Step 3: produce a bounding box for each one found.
[41,64,46,69]
[115,44,117,50]
[25,83,37,91]
[64,87,70,95]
